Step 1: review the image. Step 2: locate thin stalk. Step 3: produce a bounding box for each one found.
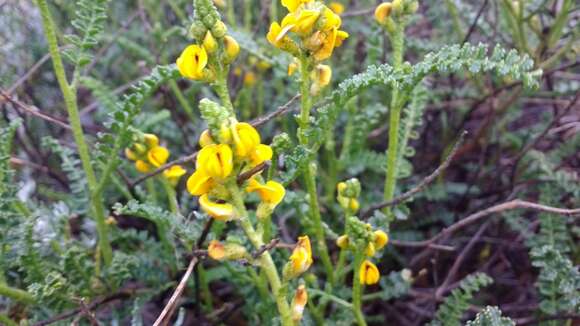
[0,314,18,326]
[0,283,35,304]
[213,73,234,113]
[352,252,367,326]
[298,58,335,285]
[230,184,293,326]
[36,0,112,265]
[146,178,159,204]
[198,264,214,311]
[161,177,179,214]
[382,25,405,219]
[169,80,196,124]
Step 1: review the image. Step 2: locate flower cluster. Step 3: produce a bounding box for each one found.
[337,217,389,285]
[267,0,349,62]
[125,133,186,185]
[186,116,285,221]
[336,178,361,214]
[176,0,240,81]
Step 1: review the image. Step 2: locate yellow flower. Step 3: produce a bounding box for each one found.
[246,179,286,205]
[289,236,313,277]
[176,44,208,80]
[147,146,170,167]
[196,144,233,179]
[186,169,215,196]
[335,30,349,47]
[267,22,292,47]
[281,0,312,13]
[373,230,389,250]
[163,165,186,186]
[199,194,236,221]
[143,133,159,148]
[336,235,349,249]
[199,130,215,148]
[288,60,299,76]
[135,160,152,173]
[291,285,308,322]
[232,122,261,158]
[374,2,392,24]
[223,35,240,61]
[293,10,321,35]
[359,260,380,285]
[208,240,226,260]
[243,71,257,87]
[249,144,273,166]
[321,8,342,31]
[125,148,138,161]
[213,0,226,8]
[329,2,345,15]
[311,64,332,86]
[312,29,337,61]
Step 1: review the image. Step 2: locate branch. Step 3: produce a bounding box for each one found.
[0,89,72,130]
[250,94,301,128]
[362,131,467,218]
[237,161,270,185]
[395,199,580,248]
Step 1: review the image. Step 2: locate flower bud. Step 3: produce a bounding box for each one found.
[375,3,392,24]
[359,260,380,285]
[284,236,313,280]
[208,240,248,260]
[365,242,376,257]
[203,31,218,53]
[199,130,215,148]
[291,285,308,322]
[373,230,389,250]
[143,133,159,148]
[211,20,228,38]
[189,21,207,40]
[163,165,187,186]
[223,35,240,62]
[125,148,138,161]
[336,235,349,249]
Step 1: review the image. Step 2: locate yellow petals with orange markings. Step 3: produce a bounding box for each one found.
[246,179,286,205]
[373,230,389,250]
[196,144,233,179]
[287,235,313,278]
[147,146,170,167]
[374,2,392,24]
[199,194,236,221]
[163,165,186,186]
[291,285,308,322]
[186,169,215,196]
[176,44,208,80]
[208,240,226,260]
[232,122,261,157]
[359,260,380,285]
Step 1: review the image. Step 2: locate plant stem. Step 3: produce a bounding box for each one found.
[35,0,112,265]
[0,283,35,304]
[214,69,234,113]
[230,184,293,326]
[382,23,405,219]
[298,58,335,285]
[161,177,179,214]
[352,252,367,326]
[169,80,196,124]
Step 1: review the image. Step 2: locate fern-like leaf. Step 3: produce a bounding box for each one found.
[466,306,515,326]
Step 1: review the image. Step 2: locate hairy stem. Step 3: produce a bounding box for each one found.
[352,252,367,326]
[35,0,112,265]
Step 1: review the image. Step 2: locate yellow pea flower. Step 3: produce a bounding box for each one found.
[311,64,332,87]
[246,179,286,205]
[329,2,345,15]
[208,240,248,260]
[243,71,257,87]
[293,10,321,35]
[232,122,261,158]
[199,130,215,148]
[289,236,313,277]
[267,22,292,47]
[291,285,308,322]
[125,148,138,161]
[186,169,215,196]
[281,0,312,13]
[196,144,233,179]
[176,44,208,80]
[374,2,392,24]
[373,230,389,250]
[163,165,186,186]
[335,30,349,47]
[336,235,349,249]
[135,160,152,173]
[359,260,380,285]
[321,8,342,31]
[143,133,159,148]
[147,146,170,167]
[249,144,273,166]
[199,194,236,221]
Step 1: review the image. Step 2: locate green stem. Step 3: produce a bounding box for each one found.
[198,264,214,310]
[352,252,367,326]
[161,177,179,214]
[382,23,405,219]
[213,73,234,114]
[169,80,196,124]
[230,185,293,326]
[0,314,18,326]
[146,178,158,204]
[36,0,112,265]
[298,58,335,285]
[0,283,35,304]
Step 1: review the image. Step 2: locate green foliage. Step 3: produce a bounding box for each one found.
[466,306,515,326]
[63,0,110,69]
[375,270,412,301]
[0,119,21,219]
[530,245,580,315]
[429,273,494,326]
